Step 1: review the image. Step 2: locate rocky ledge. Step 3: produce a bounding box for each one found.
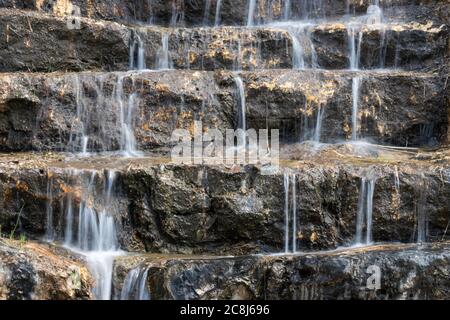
[0,146,448,255]
[112,242,450,300]
[0,238,92,299]
[0,8,447,72]
[0,70,447,152]
[1,0,447,26]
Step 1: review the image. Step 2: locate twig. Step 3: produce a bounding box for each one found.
[9,203,25,240]
[442,219,450,241]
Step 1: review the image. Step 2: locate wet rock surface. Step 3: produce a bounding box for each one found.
[0,0,448,301]
[0,148,448,255]
[0,238,93,299]
[0,8,447,72]
[112,242,450,300]
[1,1,447,26]
[0,70,446,152]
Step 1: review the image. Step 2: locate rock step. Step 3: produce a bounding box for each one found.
[0,238,93,299]
[0,150,448,254]
[0,70,446,152]
[0,8,447,72]
[113,242,450,300]
[0,0,446,27]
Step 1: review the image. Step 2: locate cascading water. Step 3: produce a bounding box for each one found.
[299,0,325,20]
[129,33,146,70]
[70,75,89,155]
[45,169,122,300]
[156,33,173,70]
[313,105,324,143]
[234,76,246,133]
[170,1,184,27]
[351,77,361,141]
[355,174,376,245]
[284,173,290,253]
[416,175,428,244]
[68,170,120,300]
[348,25,363,71]
[299,100,324,143]
[283,172,298,253]
[291,173,297,253]
[267,22,317,70]
[120,267,151,300]
[69,73,141,156]
[366,3,384,25]
[347,3,385,70]
[394,166,400,193]
[233,38,243,71]
[346,4,385,142]
[115,75,141,157]
[291,32,305,70]
[247,0,257,27]
[214,0,222,26]
[284,0,291,20]
[203,0,212,26]
[44,175,54,242]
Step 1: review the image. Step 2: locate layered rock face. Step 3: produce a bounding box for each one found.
[113,243,450,300]
[0,70,446,152]
[0,239,92,299]
[0,7,447,72]
[0,149,449,255]
[0,0,449,301]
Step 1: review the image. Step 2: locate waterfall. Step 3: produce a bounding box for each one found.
[44,175,54,241]
[348,25,363,70]
[120,267,151,300]
[283,172,298,253]
[284,0,291,20]
[61,169,121,300]
[156,33,173,70]
[355,176,376,245]
[347,4,385,70]
[416,176,428,244]
[233,38,243,71]
[284,173,290,253]
[308,28,318,68]
[367,4,386,68]
[291,32,305,70]
[81,136,89,155]
[268,23,316,70]
[234,76,246,132]
[71,75,89,155]
[351,77,361,141]
[63,194,73,247]
[394,166,400,193]
[299,0,324,20]
[214,0,222,26]
[313,105,324,143]
[291,174,297,253]
[367,4,384,25]
[203,0,212,26]
[69,74,141,156]
[170,1,184,27]
[247,0,257,27]
[129,33,146,70]
[379,24,388,68]
[115,75,141,157]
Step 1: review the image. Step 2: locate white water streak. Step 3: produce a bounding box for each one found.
[351,77,361,141]
[247,0,257,26]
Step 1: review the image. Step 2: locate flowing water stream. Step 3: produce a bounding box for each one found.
[284,172,298,253]
[355,173,377,245]
[46,169,122,300]
[120,267,151,300]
